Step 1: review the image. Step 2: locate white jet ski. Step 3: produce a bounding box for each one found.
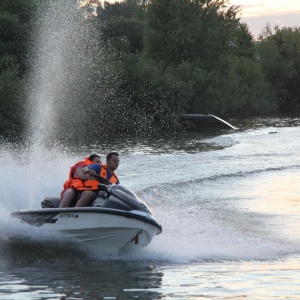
[11,181,162,251]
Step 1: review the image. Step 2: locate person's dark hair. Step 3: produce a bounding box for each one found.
[89,154,101,161]
[106,152,119,161]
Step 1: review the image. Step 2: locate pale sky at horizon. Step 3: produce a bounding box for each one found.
[229,1,300,38]
[90,0,299,39]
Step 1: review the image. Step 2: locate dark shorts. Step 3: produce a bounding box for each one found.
[73,190,99,205]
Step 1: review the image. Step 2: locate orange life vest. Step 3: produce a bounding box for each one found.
[62,165,118,192]
[68,156,94,180]
[71,178,99,190]
[100,164,119,184]
[61,157,97,197]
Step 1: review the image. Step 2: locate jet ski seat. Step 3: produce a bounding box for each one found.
[41,197,61,208]
[41,197,103,208]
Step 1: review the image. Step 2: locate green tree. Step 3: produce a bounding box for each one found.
[258,26,300,112]
[141,0,275,116]
[144,0,240,68]
[0,58,25,136]
[0,0,37,72]
[0,0,37,137]
[95,0,146,54]
[229,22,257,60]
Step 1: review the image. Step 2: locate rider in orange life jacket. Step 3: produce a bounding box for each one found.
[87,152,120,185]
[59,154,101,208]
[77,152,120,207]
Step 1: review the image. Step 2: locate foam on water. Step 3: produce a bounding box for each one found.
[138,194,298,263]
[0,144,75,248]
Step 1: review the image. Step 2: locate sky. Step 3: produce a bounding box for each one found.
[83,0,299,39]
[229,0,300,38]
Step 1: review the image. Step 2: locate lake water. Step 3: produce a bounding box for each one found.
[1,117,300,299]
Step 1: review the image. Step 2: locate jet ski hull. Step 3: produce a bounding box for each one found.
[11,207,162,250]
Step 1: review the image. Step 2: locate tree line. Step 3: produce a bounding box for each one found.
[1,0,300,141]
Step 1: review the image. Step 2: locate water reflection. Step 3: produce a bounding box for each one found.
[82,131,232,156]
[159,259,300,299]
[79,116,300,155]
[0,239,163,299]
[239,170,300,242]
[233,116,300,131]
[245,172,300,214]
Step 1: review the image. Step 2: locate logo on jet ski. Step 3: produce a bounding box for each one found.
[60,213,79,218]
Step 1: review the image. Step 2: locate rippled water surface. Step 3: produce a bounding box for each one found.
[1,117,300,299]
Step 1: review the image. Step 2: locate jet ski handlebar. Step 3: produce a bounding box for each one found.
[93,174,112,186]
[82,167,112,186]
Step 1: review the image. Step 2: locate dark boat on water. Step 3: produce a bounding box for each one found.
[181,114,236,130]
